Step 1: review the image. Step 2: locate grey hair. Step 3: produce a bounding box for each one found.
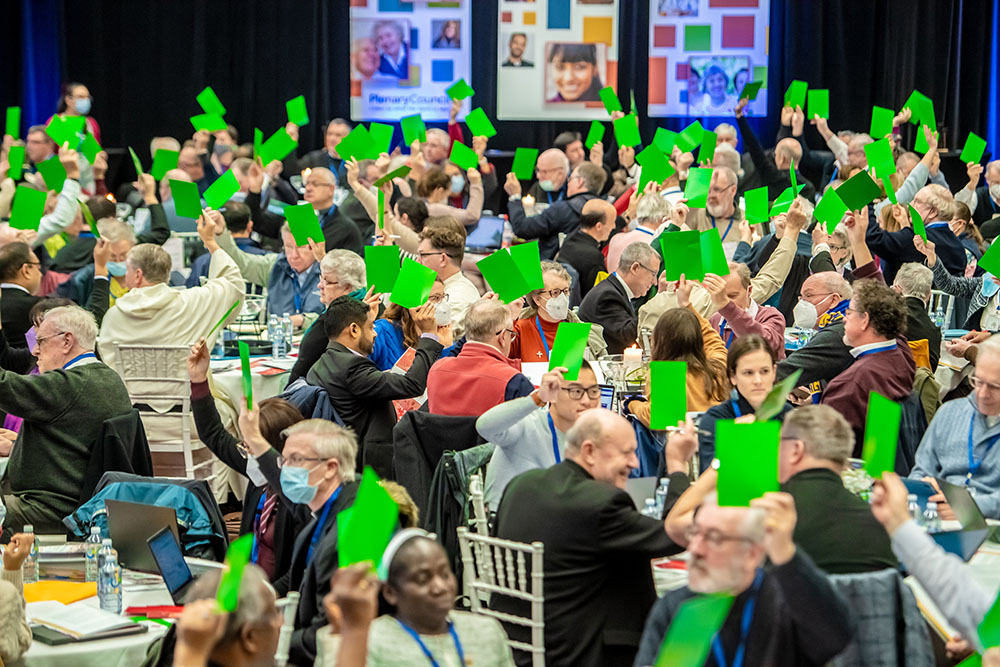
[97,218,137,245]
[425,128,450,147]
[978,335,1000,363]
[185,564,273,644]
[702,492,766,543]
[282,420,358,482]
[617,241,659,274]
[829,226,850,251]
[373,20,405,40]
[539,148,570,176]
[464,299,511,343]
[893,262,933,300]
[564,410,606,456]
[728,262,751,288]
[714,165,738,189]
[920,184,957,220]
[636,193,672,225]
[781,404,854,467]
[43,305,98,351]
[712,144,741,175]
[714,122,737,141]
[309,167,336,185]
[528,260,571,309]
[793,195,814,221]
[321,250,366,291]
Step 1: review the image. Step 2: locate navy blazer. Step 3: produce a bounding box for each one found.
[578,274,637,354]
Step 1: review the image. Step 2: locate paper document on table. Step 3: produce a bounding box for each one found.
[905,577,957,641]
[28,600,136,638]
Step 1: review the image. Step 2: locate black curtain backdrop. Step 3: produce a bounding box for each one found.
[35,0,996,167]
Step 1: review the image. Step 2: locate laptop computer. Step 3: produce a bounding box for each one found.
[928,479,991,561]
[105,499,181,573]
[599,384,616,411]
[464,216,505,254]
[146,526,196,604]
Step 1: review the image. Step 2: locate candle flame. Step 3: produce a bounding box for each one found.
[105,194,116,203]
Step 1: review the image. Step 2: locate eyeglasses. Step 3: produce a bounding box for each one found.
[427,293,450,304]
[21,261,41,270]
[636,264,659,277]
[35,331,69,347]
[684,525,754,548]
[971,376,1000,393]
[418,251,450,259]
[276,454,326,468]
[306,181,333,188]
[561,385,601,400]
[828,245,848,252]
[801,291,831,302]
[318,276,340,288]
[540,288,571,299]
[495,328,517,339]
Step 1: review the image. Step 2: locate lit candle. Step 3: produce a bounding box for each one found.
[623,345,642,373]
[301,168,311,181]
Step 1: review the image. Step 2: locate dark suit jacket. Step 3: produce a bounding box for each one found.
[321,206,364,255]
[905,296,941,372]
[339,192,376,241]
[0,287,42,348]
[777,321,853,386]
[865,212,967,284]
[306,338,443,477]
[578,274,636,354]
[556,230,607,299]
[494,460,683,667]
[508,191,597,260]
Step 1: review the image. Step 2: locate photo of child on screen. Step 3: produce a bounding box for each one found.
[545,43,605,103]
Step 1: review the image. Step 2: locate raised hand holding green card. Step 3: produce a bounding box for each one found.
[169,179,203,219]
[784,80,808,109]
[511,148,539,180]
[128,147,144,177]
[738,81,762,102]
[465,108,497,138]
[697,131,717,165]
[509,241,545,291]
[636,145,675,192]
[197,86,227,116]
[676,121,704,153]
[285,95,309,126]
[80,133,101,164]
[613,114,641,148]
[585,121,605,150]
[389,259,437,308]
[400,114,427,146]
[365,245,401,293]
[284,203,325,246]
[373,165,412,187]
[835,170,882,210]
[190,113,227,132]
[598,86,622,114]
[649,361,686,430]
[960,132,987,165]
[909,205,927,242]
[5,107,20,139]
[653,128,678,154]
[368,123,394,157]
[35,157,67,192]
[203,169,240,210]
[653,594,735,667]
[716,420,780,506]
[446,78,475,100]
[238,341,252,410]
[659,230,702,281]
[870,106,895,139]
[684,167,713,208]
[7,145,24,181]
[548,322,592,381]
[259,127,298,165]
[814,188,849,233]
[700,228,730,277]
[743,186,769,224]
[151,149,180,181]
[449,141,479,170]
[9,186,47,230]
[338,467,400,569]
[807,89,829,119]
[216,534,252,613]
[477,249,531,304]
[861,391,901,479]
[864,138,896,177]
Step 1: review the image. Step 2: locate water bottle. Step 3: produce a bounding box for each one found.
[281,312,294,351]
[98,538,114,570]
[655,478,670,516]
[934,307,946,331]
[98,550,122,614]
[84,526,102,582]
[22,525,39,584]
[268,314,284,359]
[906,494,921,524]
[922,501,942,533]
[642,499,658,518]
[212,331,226,359]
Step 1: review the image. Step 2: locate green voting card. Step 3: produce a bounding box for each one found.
[548,322,592,381]
[80,197,100,238]
[978,586,1000,651]
[207,300,240,339]
[743,186,769,224]
[511,147,539,180]
[613,113,641,148]
[599,86,622,114]
[790,164,798,196]
[909,205,927,242]
[684,167,713,209]
[128,146,144,177]
[368,122,394,157]
[190,113,227,132]
[35,156,66,192]
[636,145,675,192]
[284,203,324,246]
[5,106,20,138]
[716,420,780,506]
[7,145,24,181]
[915,124,936,155]
[334,126,373,162]
[960,132,987,165]
[784,80,808,109]
[836,170,882,211]
[676,121,704,153]
[446,78,475,100]
[649,361,686,430]
[216,533,252,613]
[864,138,896,177]
[238,341,253,411]
[338,467,400,569]
[285,95,309,126]
[9,185,47,230]
[653,128,678,155]
[46,115,85,147]
[389,258,437,308]
[738,80,762,102]
[977,238,1000,277]
[957,654,983,667]
[510,240,545,291]
[169,179,203,219]
[197,86,227,116]
[477,249,531,304]
[700,228,730,277]
[449,141,479,170]
[660,230,702,281]
[365,245,401,293]
[870,105,895,139]
[698,131,717,165]
[768,184,805,217]
[903,90,935,127]
[585,120,605,150]
[861,391,901,479]
[807,89,829,119]
[630,89,637,114]
[259,127,298,165]
[883,176,898,205]
[253,128,263,161]
[378,189,384,230]
[400,114,427,146]
[151,149,180,181]
[653,594,735,667]
[814,188,849,234]
[80,133,101,164]
[373,165,412,187]
[755,368,801,422]
[465,107,497,138]
[203,169,240,210]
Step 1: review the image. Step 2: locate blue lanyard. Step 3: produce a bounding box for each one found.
[719,321,735,348]
[635,227,655,237]
[967,412,1000,485]
[854,341,897,358]
[711,569,762,667]
[288,266,304,313]
[63,352,97,369]
[395,619,465,667]
[534,317,551,359]
[731,399,742,418]
[251,493,267,563]
[545,189,565,204]
[306,485,341,565]
[709,215,735,242]
[547,412,561,463]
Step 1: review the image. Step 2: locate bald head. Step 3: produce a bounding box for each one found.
[582,198,616,226]
[537,148,571,191]
[774,138,802,170]
[160,168,193,201]
[565,408,638,489]
[800,271,852,317]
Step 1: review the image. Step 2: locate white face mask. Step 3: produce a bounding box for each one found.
[990,183,1000,201]
[245,454,268,488]
[539,180,556,192]
[544,293,570,321]
[434,300,452,326]
[792,299,818,330]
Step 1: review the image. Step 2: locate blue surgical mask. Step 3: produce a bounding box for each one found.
[982,275,1000,299]
[107,261,127,277]
[280,464,320,504]
[450,174,466,194]
[75,97,92,115]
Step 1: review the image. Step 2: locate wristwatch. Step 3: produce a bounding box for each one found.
[509,194,522,202]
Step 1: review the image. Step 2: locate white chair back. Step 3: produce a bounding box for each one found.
[468,472,489,536]
[457,526,545,667]
[927,290,955,329]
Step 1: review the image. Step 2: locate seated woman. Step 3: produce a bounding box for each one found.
[316,530,514,666]
[951,202,985,261]
[509,260,606,363]
[696,333,792,472]
[187,337,310,582]
[417,166,484,228]
[371,278,454,371]
[478,363,599,509]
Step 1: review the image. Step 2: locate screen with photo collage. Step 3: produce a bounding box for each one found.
[647,0,771,117]
[350,0,472,122]
[497,0,621,121]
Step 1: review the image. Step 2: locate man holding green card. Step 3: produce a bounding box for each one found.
[955,158,1000,227]
[286,118,353,186]
[735,98,816,202]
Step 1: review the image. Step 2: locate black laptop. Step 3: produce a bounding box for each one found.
[146,526,196,604]
[464,216,505,254]
[105,499,182,573]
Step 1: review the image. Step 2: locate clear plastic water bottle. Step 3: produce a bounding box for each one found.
[212,332,226,359]
[934,307,946,331]
[85,526,102,582]
[907,494,921,524]
[22,525,39,584]
[281,312,293,352]
[655,478,670,516]
[269,314,284,359]
[98,538,114,570]
[922,501,942,533]
[98,550,122,614]
[642,498,658,518]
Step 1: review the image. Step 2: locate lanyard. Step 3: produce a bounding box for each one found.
[251,493,267,563]
[967,412,1000,485]
[534,317,551,359]
[545,189,565,205]
[709,215,735,242]
[719,321,735,348]
[547,412,561,463]
[854,341,897,358]
[731,399,742,418]
[711,569,762,667]
[635,227,655,237]
[306,485,342,565]
[63,352,97,369]
[288,265,304,313]
[396,618,465,667]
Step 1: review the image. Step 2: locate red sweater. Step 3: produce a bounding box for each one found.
[426,342,526,416]
[709,301,788,360]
